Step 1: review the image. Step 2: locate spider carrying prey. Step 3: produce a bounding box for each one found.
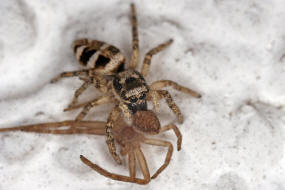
[50,3,201,165]
[0,108,181,185]
[51,4,201,121]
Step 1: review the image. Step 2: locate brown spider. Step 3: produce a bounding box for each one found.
[51,4,200,121]
[0,108,182,185]
[50,4,201,164]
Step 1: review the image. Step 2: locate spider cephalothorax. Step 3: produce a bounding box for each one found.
[112,70,149,114]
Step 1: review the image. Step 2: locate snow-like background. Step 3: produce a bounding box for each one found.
[1,0,285,189]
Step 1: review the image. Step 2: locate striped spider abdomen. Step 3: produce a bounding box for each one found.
[72,39,125,74]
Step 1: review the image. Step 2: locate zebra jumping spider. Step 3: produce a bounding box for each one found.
[51,4,201,164]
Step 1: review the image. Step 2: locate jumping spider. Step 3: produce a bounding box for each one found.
[0,109,182,185]
[50,4,201,164]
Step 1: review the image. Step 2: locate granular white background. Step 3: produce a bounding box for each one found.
[1,0,285,189]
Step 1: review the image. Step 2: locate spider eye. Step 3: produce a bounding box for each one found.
[113,77,122,92]
[139,93,146,99]
[130,96,138,103]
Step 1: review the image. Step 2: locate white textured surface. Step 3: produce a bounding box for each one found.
[1,0,285,189]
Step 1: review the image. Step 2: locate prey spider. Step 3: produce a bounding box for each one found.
[50,4,201,164]
[0,108,182,185]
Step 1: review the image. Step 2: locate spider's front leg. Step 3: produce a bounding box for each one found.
[149,80,202,123]
[118,102,133,121]
[105,106,122,164]
[148,89,184,123]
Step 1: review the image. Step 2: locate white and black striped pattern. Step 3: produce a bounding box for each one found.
[72,39,125,74]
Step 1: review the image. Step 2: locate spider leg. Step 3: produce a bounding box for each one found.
[147,90,160,112]
[135,147,151,183]
[50,69,92,83]
[0,120,106,135]
[67,80,91,108]
[141,39,173,77]
[160,123,182,151]
[80,75,109,94]
[129,4,139,69]
[75,95,112,121]
[64,100,95,111]
[64,78,113,112]
[143,138,173,179]
[129,151,136,178]
[149,89,184,124]
[65,97,116,112]
[80,148,151,185]
[119,102,132,120]
[64,100,92,111]
[105,106,122,164]
[150,80,201,98]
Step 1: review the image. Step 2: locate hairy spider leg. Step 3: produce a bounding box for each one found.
[50,69,92,83]
[129,3,139,69]
[148,89,184,123]
[150,80,201,98]
[105,106,122,164]
[65,76,110,110]
[141,39,173,77]
[74,96,112,121]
